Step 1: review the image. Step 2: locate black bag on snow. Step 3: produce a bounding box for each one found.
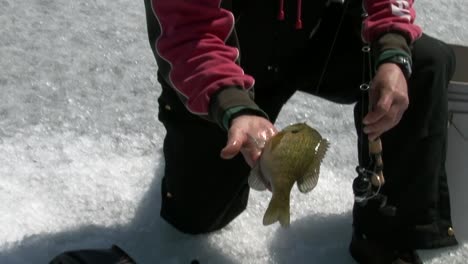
[49,244,137,264]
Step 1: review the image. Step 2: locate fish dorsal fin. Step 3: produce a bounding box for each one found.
[248,164,267,191]
[297,138,329,193]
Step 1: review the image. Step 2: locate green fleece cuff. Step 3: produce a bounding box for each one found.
[221,106,268,130]
[222,106,248,131]
[209,86,268,130]
[375,49,412,69]
[372,32,412,63]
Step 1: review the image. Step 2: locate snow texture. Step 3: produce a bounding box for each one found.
[0,0,467,263]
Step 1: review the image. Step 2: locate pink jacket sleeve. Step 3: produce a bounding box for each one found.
[362,0,422,44]
[150,0,255,115]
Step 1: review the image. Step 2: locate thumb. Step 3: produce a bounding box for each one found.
[220,128,245,159]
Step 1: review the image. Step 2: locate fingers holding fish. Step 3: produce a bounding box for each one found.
[220,115,277,168]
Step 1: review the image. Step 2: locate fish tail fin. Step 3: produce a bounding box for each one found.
[263,193,290,227]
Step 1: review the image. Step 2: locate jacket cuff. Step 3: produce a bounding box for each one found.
[209,86,268,130]
[372,32,412,63]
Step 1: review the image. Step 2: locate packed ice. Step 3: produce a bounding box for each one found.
[0,0,467,263]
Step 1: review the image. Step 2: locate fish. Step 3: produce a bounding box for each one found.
[248,123,329,227]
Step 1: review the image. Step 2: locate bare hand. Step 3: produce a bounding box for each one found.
[220,115,277,167]
[363,63,409,140]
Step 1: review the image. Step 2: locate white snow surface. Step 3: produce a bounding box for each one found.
[0,0,467,263]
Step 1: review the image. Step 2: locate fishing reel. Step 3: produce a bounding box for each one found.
[352,166,396,216]
[353,166,384,206]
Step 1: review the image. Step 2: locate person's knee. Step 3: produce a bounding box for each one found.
[160,183,249,235]
[160,203,246,235]
[445,44,457,80]
[160,211,217,235]
[430,41,456,79]
[414,35,456,80]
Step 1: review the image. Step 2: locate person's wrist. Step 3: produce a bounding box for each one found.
[375,50,412,79]
[209,86,268,130]
[223,106,268,130]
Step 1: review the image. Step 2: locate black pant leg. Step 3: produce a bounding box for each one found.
[157,82,251,235]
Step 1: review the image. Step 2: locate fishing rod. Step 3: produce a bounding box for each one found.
[352,43,394,216]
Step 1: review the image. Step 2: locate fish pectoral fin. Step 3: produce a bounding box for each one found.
[248,165,267,191]
[297,168,319,193]
[297,138,329,193]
